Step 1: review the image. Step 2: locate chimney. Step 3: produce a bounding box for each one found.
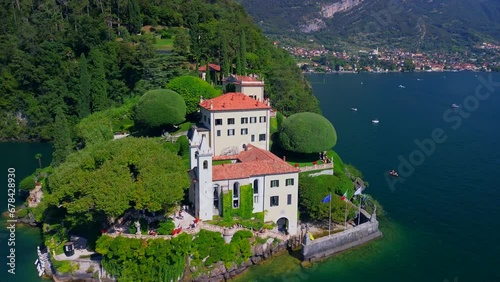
[200,96,204,103]
[210,101,213,109]
[283,156,286,161]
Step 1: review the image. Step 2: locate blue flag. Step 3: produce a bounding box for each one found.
[322,194,331,203]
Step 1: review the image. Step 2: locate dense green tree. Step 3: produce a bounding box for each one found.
[75,100,137,147]
[166,76,221,115]
[48,137,190,221]
[278,112,337,153]
[135,54,190,92]
[134,89,186,129]
[221,35,231,76]
[0,0,321,140]
[88,49,108,112]
[127,0,141,34]
[238,29,247,75]
[298,174,355,222]
[51,109,73,167]
[78,54,92,118]
[173,29,190,57]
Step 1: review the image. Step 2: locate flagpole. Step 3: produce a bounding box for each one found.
[329,192,332,236]
[357,195,361,226]
[344,197,347,231]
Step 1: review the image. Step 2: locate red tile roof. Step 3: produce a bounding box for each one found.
[212,145,299,181]
[198,64,221,72]
[200,92,270,111]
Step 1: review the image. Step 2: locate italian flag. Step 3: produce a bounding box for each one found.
[341,191,348,201]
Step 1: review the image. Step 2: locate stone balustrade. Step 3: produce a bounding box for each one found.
[299,162,334,172]
[103,221,288,242]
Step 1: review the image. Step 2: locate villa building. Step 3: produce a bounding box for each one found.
[222,75,265,102]
[198,92,271,156]
[188,90,299,235]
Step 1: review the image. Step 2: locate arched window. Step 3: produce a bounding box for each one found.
[233,182,240,198]
[213,185,219,209]
[203,160,208,169]
[253,179,259,194]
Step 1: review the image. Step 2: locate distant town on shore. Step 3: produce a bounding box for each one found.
[278,41,500,73]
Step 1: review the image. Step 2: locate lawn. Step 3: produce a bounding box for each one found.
[154,36,174,51]
[171,121,193,135]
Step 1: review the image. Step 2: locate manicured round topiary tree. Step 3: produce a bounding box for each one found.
[166,75,221,115]
[134,89,186,129]
[278,112,337,153]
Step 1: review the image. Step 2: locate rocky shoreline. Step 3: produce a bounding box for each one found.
[189,236,302,282]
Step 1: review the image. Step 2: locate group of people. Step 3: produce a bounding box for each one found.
[319,151,331,164]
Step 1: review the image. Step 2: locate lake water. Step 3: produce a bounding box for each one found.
[3,72,500,282]
[237,72,500,282]
[0,142,53,281]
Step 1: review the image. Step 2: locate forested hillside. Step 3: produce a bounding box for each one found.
[0,0,319,141]
[240,0,500,52]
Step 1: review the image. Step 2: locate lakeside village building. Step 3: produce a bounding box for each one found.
[188,76,299,235]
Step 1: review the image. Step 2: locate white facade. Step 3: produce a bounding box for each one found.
[199,107,270,156]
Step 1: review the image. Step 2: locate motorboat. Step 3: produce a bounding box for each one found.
[451,104,459,108]
[372,118,379,124]
[398,85,406,88]
[351,107,358,111]
[389,170,399,177]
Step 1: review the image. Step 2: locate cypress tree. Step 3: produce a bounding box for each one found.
[221,35,230,76]
[239,29,247,75]
[89,49,108,112]
[52,108,73,167]
[78,54,91,118]
[236,54,242,75]
[127,0,141,34]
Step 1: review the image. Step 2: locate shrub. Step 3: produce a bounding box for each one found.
[157,219,175,235]
[166,76,221,115]
[134,89,186,130]
[278,112,337,153]
[19,175,35,191]
[17,208,28,218]
[177,135,189,157]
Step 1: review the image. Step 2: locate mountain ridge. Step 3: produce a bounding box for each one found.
[239,0,500,52]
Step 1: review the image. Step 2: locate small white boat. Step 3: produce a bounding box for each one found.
[351,107,358,111]
[389,170,399,177]
[398,85,406,88]
[361,82,363,84]
[372,119,379,124]
[34,259,39,265]
[451,104,459,108]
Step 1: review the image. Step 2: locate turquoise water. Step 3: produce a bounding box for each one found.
[0,142,53,281]
[237,72,500,282]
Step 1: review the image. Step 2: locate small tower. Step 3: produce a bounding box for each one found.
[189,129,201,170]
[195,136,214,220]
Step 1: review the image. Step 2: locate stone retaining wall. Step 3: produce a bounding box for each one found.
[302,217,382,262]
[189,235,302,282]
